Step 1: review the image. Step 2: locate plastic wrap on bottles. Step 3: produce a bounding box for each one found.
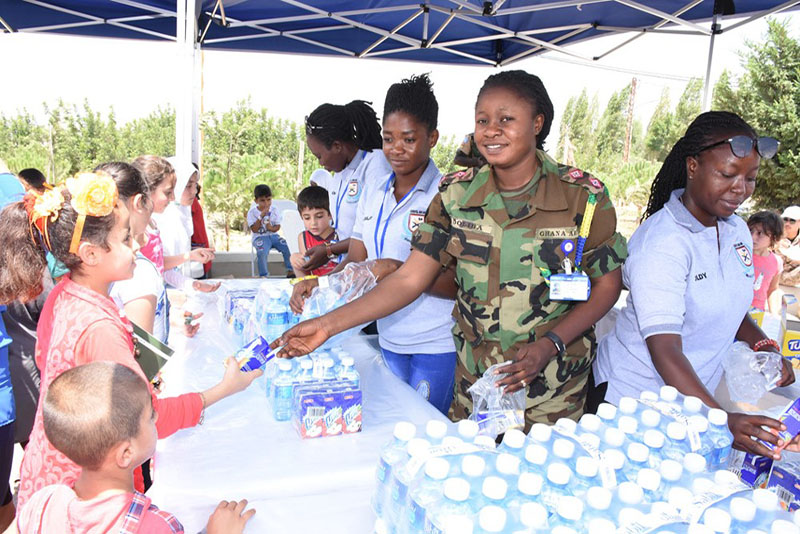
[723,341,783,403]
[299,261,379,351]
[467,362,526,438]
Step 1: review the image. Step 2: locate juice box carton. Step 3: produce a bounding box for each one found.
[767,458,800,511]
[759,397,800,451]
[234,336,273,372]
[322,390,343,436]
[728,449,773,488]
[294,390,325,439]
[341,389,363,434]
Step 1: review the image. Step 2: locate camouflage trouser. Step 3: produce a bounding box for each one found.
[451,328,595,431]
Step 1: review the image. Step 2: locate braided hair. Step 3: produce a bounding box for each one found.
[383,73,438,132]
[643,111,756,220]
[305,100,382,150]
[477,70,554,150]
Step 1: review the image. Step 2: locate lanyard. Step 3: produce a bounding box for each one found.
[332,150,365,229]
[373,173,416,258]
[573,193,597,271]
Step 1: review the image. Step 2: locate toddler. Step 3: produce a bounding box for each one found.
[247,184,293,277]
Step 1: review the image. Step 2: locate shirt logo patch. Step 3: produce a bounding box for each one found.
[407,210,425,234]
[452,218,487,233]
[734,242,753,267]
[346,179,359,197]
[569,169,583,179]
[535,227,580,239]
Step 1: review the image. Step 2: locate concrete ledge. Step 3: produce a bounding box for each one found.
[209,250,289,279]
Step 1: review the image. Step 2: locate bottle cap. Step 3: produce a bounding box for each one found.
[772,520,800,534]
[668,487,693,509]
[278,360,292,371]
[660,385,679,401]
[689,415,709,433]
[708,408,728,426]
[618,507,645,526]
[557,496,584,521]
[461,455,486,478]
[618,415,638,436]
[322,357,334,368]
[502,428,526,450]
[474,435,497,449]
[605,449,626,470]
[687,525,714,534]
[627,442,650,463]
[619,396,638,414]
[579,432,601,450]
[407,438,431,458]
[553,438,575,460]
[374,518,388,534]
[641,409,662,428]
[443,516,474,534]
[457,420,479,440]
[425,420,448,441]
[300,359,313,370]
[580,413,603,433]
[617,481,644,505]
[495,453,521,475]
[588,519,617,534]
[341,355,355,367]
[713,469,739,486]
[547,463,571,485]
[753,488,780,511]
[597,403,617,421]
[529,422,552,443]
[667,421,687,440]
[684,452,707,473]
[393,421,416,442]
[425,457,450,480]
[576,456,598,477]
[644,429,666,449]
[692,477,714,494]
[478,506,506,533]
[637,468,662,491]
[441,436,463,448]
[481,476,508,501]
[640,390,659,403]
[519,503,548,528]
[525,444,548,466]
[555,417,578,434]
[517,472,543,496]
[604,427,625,448]
[443,478,470,501]
[587,486,612,510]
[729,497,756,523]
[683,395,703,413]
[660,459,683,482]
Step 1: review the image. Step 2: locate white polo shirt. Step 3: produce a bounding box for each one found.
[594,188,755,404]
[352,159,456,354]
[314,149,392,240]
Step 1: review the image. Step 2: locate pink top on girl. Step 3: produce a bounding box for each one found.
[139,229,165,275]
[752,251,782,311]
[17,277,202,508]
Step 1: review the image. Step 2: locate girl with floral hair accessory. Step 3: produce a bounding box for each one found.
[0,169,263,510]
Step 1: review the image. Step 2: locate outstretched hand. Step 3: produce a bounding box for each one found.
[728,412,787,460]
[302,244,329,272]
[206,499,256,534]
[272,318,331,357]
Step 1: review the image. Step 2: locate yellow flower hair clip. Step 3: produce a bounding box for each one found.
[65,171,119,254]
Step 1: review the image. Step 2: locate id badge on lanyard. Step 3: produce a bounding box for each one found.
[547,193,596,302]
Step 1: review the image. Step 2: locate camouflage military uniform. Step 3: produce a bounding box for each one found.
[411,150,627,428]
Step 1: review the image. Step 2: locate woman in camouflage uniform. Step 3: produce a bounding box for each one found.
[277,71,627,427]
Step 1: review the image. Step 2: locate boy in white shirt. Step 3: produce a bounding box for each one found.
[246,184,293,277]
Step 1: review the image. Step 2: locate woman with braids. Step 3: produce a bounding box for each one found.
[278,70,628,427]
[292,74,457,414]
[303,100,392,271]
[593,111,798,459]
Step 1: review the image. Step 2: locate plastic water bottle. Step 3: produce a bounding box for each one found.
[703,508,732,534]
[511,472,544,509]
[494,453,521,486]
[523,444,548,477]
[682,453,707,488]
[605,448,627,483]
[660,385,681,408]
[296,358,313,383]
[659,459,683,493]
[552,496,584,531]
[644,429,666,468]
[683,395,704,415]
[338,356,360,387]
[613,481,644,524]
[264,290,288,343]
[426,420,448,446]
[641,409,663,434]
[442,436,463,450]
[458,420,480,443]
[477,476,507,510]
[460,455,486,501]
[321,357,336,380]
[624,442,650,482]
[516,502,549,533]
[405,457,450,534]
[587,518,617,534]
[551,438,576,468]
[443,516,474,534]
[554,417,578,436]
[541,463,572,512]
[426,478,472,534]
[374,422,416,518]
[499,428,526,457]
[602,427,626,452]
[477,506,507,534]
[528,423,553,452]
[689,415,714,461]
[728,496,757,534]
[475,435,497,449]
[753,488,781,530]
[771,520,800,534]
[596,403,618,426]
[573,456,599,495]
[579,413,603,436]
[388,438,431,524]
[618,415,640,443]
[618,396,639,418]
[271,360,294,421]
[584,486,613,523]
[663,422,691,462]
[636,468,662,503]
[707,408,733,468]
[640,389,659,405]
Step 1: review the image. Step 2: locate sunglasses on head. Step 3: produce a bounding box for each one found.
[304,116,326,135]
[785,217,797,224]
[696,135,779,159]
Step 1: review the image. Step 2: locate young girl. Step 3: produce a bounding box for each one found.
[748,210,784,313]
[0,171,261,508]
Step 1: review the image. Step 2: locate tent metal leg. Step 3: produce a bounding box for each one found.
[702,13,721,112]
[176,0,201,164]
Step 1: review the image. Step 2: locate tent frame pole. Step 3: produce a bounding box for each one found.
[176,0,201,165]
[702,13,721,111]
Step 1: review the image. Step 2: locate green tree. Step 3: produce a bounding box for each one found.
[595,85,631,158]
[644,88,674,161]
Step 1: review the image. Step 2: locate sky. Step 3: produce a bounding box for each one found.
[1,12,798,147]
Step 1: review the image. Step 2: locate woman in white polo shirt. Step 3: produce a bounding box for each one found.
[593,111,797,459]
[293,74,457,414]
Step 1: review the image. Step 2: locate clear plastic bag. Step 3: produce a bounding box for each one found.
[723,341,784,403]
[467,362,526,438]
[299,261,379,350]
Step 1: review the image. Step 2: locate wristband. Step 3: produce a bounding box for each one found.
[542,331,566,357]
[753,338,781,352]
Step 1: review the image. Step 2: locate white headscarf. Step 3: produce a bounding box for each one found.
[153,157,195,258]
